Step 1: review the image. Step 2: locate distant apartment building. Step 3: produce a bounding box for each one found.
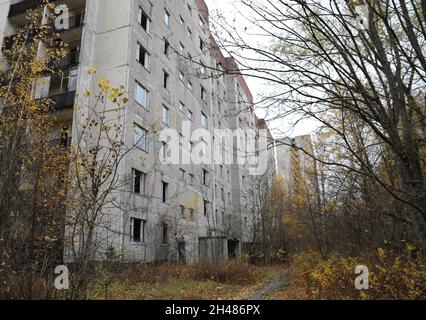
[275,135,320,206]
[0,0,275,263]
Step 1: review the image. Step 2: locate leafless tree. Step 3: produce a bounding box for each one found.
[209,0,426,249]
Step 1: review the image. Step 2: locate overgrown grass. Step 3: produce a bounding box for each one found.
[88,261,282,300]
[269,246,426,300]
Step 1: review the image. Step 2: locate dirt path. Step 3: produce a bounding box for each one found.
[250,271,290,300]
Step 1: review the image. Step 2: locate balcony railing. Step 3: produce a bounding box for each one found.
[2,27,40,50]
[55,50,80,69]
[50,137,72,148]
[50,91,76,111]
[8,0,44,17]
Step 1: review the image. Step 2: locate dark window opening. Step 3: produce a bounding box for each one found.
[163,70,169,89]
[162,181,168,203]
[162,224,168,244]
[131,218,145,243]
[139,8,150,32]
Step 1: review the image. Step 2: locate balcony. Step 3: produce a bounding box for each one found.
[50,91,76,111]
[2,27,40,51]
[50,137,72,149]
[8,0,44,17]
[55,49,80,69]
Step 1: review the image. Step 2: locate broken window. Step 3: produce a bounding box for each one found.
[134,123,149,152]
[132,169,146,195]
[138,7,151,33]
[137,43,150,70]
[130,218,145,243]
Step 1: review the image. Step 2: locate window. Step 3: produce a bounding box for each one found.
[203,200,208,216]
[228,192,232,204]
[164,9,171,26]
[163,69,169,89]
[138,8,150,33]
[162,181,168,203]
[188,109,194,122]
[221,188,225,201]
[199,37,204,51]
[222,212,225,224]
[162,105,169,125]
[162,224,168,244]
[242,175,246,184]
[179,15,185,25]
[136,43,150,70]
[130,218,146,243]
[199,16,205,29]
[135,81,149,108]
[179,169,186,181]
[187,81,193,91]
[178,70,185,82]
[220,165,224,177]
[132,169,146,195]
[179,101,186,113]
[179,42,185,54]
[187,3,192,15]
[162,141,169,161]
[202,169,210,186]
[180,205,185,218]
[187,27,192,38]
[134,123,149,152]
[201,113,208,128]
[164,39,170,57]
[189,173,194,185]
[200,85,207,101]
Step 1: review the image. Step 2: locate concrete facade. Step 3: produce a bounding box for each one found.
[1,0,275,263]
[275,135,320,206]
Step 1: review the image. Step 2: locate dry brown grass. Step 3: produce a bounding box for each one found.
[88,262,282,300]
[189,260,257,285]
[1,261,284,300]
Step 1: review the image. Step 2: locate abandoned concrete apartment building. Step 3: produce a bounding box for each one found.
[0,0,281,263]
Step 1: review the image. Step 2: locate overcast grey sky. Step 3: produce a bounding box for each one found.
[204,0,320,138]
